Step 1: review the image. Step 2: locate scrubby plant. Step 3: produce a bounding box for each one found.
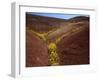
[27,28,60,66]
[48,43,59,66]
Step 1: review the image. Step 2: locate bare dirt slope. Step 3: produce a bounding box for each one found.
[26,30,49,67]
[26,13,89,67]
[57,25,89,65]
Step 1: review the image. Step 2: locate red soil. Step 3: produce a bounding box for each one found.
[57,26,89,65]
[26,30,49,67]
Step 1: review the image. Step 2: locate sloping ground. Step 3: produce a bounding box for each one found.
[26,30,49,67]
[26,14,89,67]
[67,16,89,23]
[47,21,89,43]
[26,13,66,32]
[57,26,89,65]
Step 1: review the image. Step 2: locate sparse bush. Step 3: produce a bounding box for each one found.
[48,43,59,66]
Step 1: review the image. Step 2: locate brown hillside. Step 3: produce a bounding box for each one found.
[26,13,89,67]
[26,13,66,32]
[57,25,89,65]
[26,30,49,67]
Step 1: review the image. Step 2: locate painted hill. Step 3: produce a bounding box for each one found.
[26,13,66,32]
[26,13,89,67]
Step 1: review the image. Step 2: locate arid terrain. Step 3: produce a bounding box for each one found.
[26,13,89,67]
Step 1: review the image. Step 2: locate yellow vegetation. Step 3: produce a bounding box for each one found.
[48,43,59,66]
[30,29,47,41]
[27,26,83,66]
[27,28,60,65]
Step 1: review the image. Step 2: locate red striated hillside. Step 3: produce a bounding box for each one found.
[26,30,49,67]
[26,13,89,67]
[26,13,66,32]
[57,26,89,65]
